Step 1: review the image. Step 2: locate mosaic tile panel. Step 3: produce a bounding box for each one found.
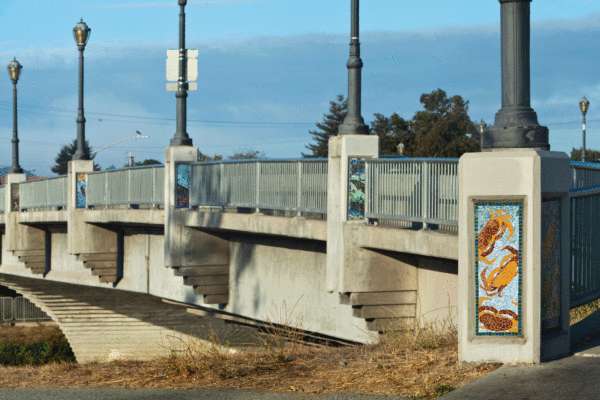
[175,163,190,209]
[11,183,19,211]
[475,202,523,336]
[76,174,87,209]
[348,158,365,220]
[541,198,561,332]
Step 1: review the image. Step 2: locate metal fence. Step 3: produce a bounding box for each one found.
[570,185,600,308]
[19,176,68,210]
[365,158,459,226]
[189,159,328,213]
[0,297,51,321]
[87,165,164,207]
[571,162,600,189]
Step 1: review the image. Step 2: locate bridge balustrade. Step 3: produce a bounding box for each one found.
[0,185,4,213]
[19,176,68,211]
[189,159,328,214]
[571,162,600,189]
[86,165,164,207]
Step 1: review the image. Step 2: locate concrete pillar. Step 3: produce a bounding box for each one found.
[326,134,378,293]
[458,151,571,363]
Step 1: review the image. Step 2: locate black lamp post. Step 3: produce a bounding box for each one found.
[482,0,549,150]
[170,0,193,146]
[580,96,590,162]
[338,0,369,135]
[72,18,91,160]
[7,58,23,174]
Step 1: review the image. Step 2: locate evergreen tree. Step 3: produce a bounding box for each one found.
[571,148,600,163]
[198,152,223,162]
[302,94,348,158]
[370,113,415,156]
[51,139,100,175]
[128,159,163,167]
[228,149,265,160]
[411,88,480,158]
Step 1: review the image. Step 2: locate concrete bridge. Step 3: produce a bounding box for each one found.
[0,145,462,363]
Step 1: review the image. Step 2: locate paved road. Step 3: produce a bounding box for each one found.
[0,389,406,400]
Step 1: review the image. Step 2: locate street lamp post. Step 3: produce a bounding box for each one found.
[170,0,193,146]
[338,0,369,135]
[580,96,590,162]
[72,18,91,160]
[7,58,23,174]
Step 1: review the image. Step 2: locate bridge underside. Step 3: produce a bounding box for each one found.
[0,273,262,363]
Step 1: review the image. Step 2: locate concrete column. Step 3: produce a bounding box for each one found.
[458,151,571,363]
[325,134,378,293]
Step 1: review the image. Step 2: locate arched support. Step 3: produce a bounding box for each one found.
[0,274,259,363]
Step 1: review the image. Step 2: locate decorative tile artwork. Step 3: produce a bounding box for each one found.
[11,183,19,211]
[348,158,365,220]
[475,202,522,336]
[175,163,190,209]
[76,174,87,209]
[541,198,561,332]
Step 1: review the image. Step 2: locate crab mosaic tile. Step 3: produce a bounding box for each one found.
[11,183,19,211]
[175,163,190,209]
[76,174,87,209]
[541,198,561,332]
[348,158,365,220]
[475,202,523,336]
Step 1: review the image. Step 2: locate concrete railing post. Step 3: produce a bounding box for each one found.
[326,134,379,293]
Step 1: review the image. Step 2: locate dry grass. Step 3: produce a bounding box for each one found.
[0,310,503,399]
[570,297,600,325]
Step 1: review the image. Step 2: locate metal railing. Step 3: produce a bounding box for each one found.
[570,185,600,308]
[365,158,459,226]
[189,159,328,213]
[19,176,68,210]
[571,161,600,189]
[0,297,51,321]
[87,165,164,207]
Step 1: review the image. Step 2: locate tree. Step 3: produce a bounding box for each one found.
[370,112,415,156]
[410,89,480,158]
[303,94,348,158]
[52,139,100,175]
[126,159,162,167]
[228,149,265,160]
[571,148,600,163]
[198,152,223,162]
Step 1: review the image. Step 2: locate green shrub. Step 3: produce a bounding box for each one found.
[0,336,76,366]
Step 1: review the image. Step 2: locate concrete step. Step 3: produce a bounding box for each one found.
[183,275,229,286]
[352,304,416,319]
[99,275,117,283]
[174,266,229,277]
[91,268,118,276]
[77,253,118,262]
[204,294,229,304]
[366,317,416,332]
[193,285,229,295]
[347,291,417,306]
[19,255,45,263]
[30,267,46,275]
[13,249,44,257]
[84,260,117,269]
[25,262,45,270]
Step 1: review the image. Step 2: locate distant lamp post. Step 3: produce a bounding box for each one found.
[7,58,23,174]
[397,142,405,156]
[580,96,590,162]
[171,0,193,146]
[479,120,485,135]
[72,18,91,160]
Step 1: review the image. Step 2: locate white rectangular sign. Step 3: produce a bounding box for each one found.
[166,82,197,91]
[166,57,198,82]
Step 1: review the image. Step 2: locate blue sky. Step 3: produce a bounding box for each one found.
[1,0,599,175]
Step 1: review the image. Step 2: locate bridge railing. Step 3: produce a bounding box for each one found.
[0,296,51,321]
[571,161,600,189]
[19,176,68,210]
[87,165,165,207]
[365,158,459,226]
[189,159,328,213]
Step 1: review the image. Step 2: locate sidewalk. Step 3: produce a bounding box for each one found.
[441,309,600,400]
